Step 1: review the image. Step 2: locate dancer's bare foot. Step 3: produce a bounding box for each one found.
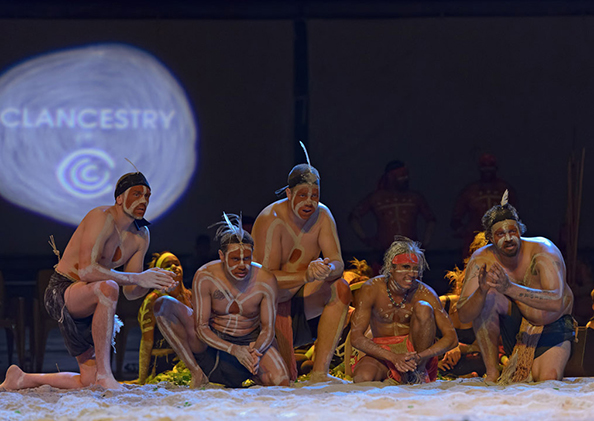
[190,372,209,388]
[96,374,124,391]
[308,371,348,384]
[484,371,499,383]
[0,365,25,390]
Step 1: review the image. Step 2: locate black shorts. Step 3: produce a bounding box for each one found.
[500,302,575,359]
[194,328,260,388]
[44,271,94,357]
[291,286,320,348]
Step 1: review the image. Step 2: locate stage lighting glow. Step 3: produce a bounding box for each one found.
[0,44,197,225]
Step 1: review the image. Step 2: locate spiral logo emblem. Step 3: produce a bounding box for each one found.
[57,149,115,199]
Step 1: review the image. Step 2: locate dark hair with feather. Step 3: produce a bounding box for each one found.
[209,212,254,253]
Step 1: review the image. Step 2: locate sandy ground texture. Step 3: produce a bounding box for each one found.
[1,377,593,421]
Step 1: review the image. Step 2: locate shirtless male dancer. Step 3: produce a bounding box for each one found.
[1,171,176,390]
[458,192,574,382]
[154,214,289,388]
[351,236,457,383]
[252,160,351,382]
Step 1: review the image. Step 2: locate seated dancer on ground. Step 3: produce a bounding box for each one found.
[351,236,457,384]
[438,233,488,377]
[136,251,192,384]
[154,213,289,388]
[458,191,575,383]
[1,171,176,391]
[252,143,351,382]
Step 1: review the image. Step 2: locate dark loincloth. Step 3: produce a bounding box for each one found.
[194,327,261,388]
[500,302,575,359]
[291,286,321,347]
[44,271,94,357]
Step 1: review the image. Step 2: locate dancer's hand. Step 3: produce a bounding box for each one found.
[231,344,259,375]
[389,352,417,372]
[248,342,263,374]
[135,268,176,291]
[486,263,512,293]
[477,264,491,293]
[306,258,332,282]
[439,346,461,370]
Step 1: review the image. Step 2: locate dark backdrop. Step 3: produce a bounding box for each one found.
[0,13,592,295]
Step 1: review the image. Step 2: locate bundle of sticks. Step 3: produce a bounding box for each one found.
[566,148,585,288]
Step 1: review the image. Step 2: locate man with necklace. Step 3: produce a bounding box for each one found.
[350,236,457,383]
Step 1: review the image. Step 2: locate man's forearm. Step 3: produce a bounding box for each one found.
[326,260,345,283]
[253,326,274,354]
[351,335,396,363]
[196,324,235,354]
[457,289,488,324]
[79,263,139,285]
[418,335,458,361]
[274,270,308,290]
[506,284,563,312]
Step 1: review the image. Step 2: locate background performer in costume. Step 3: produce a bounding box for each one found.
[136,251,192,384]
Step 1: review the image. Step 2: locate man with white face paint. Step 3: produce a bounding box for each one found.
[252,162,351,382]
[351,236,457,384]
[1,171,176,391]
[153,214,289,388]
[458,191,574,383]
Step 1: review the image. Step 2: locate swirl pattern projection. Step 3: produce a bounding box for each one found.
[0,44,197,225]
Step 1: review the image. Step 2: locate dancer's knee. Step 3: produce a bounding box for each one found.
[154,295,175,318]
[412,300,434,322]
[95,280,119,306]
[261,371,290,386]
[333,278,352,306]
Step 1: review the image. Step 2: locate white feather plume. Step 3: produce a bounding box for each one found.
[222,211,243,243]
[125,157,140,173]
[299,141,312,173]
[501,189,509,207]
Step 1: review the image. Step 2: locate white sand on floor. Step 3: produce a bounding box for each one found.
[1,377,593,421]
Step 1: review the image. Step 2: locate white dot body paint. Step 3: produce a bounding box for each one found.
[122,186,149,220]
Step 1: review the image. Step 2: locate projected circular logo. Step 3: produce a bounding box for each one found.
[0,44,197,225]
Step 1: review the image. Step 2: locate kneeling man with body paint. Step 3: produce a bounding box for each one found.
[251,152,352,383]
[351,236,457,384]
[457,191,574,383]
[1,171,176,391]
[154,214,289,388]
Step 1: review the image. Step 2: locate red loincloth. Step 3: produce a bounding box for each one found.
[372,336,438,383]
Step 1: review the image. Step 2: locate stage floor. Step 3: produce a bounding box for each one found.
[1,377,593,420]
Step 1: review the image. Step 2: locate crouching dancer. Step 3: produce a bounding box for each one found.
[457,192,574,383]
[1,171,176,391]
[351,237,457,383]
[154,214,289,388]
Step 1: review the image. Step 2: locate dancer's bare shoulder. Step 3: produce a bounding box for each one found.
[522,236,563,258]
[411,281,441,306]
[356,276,386,305]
